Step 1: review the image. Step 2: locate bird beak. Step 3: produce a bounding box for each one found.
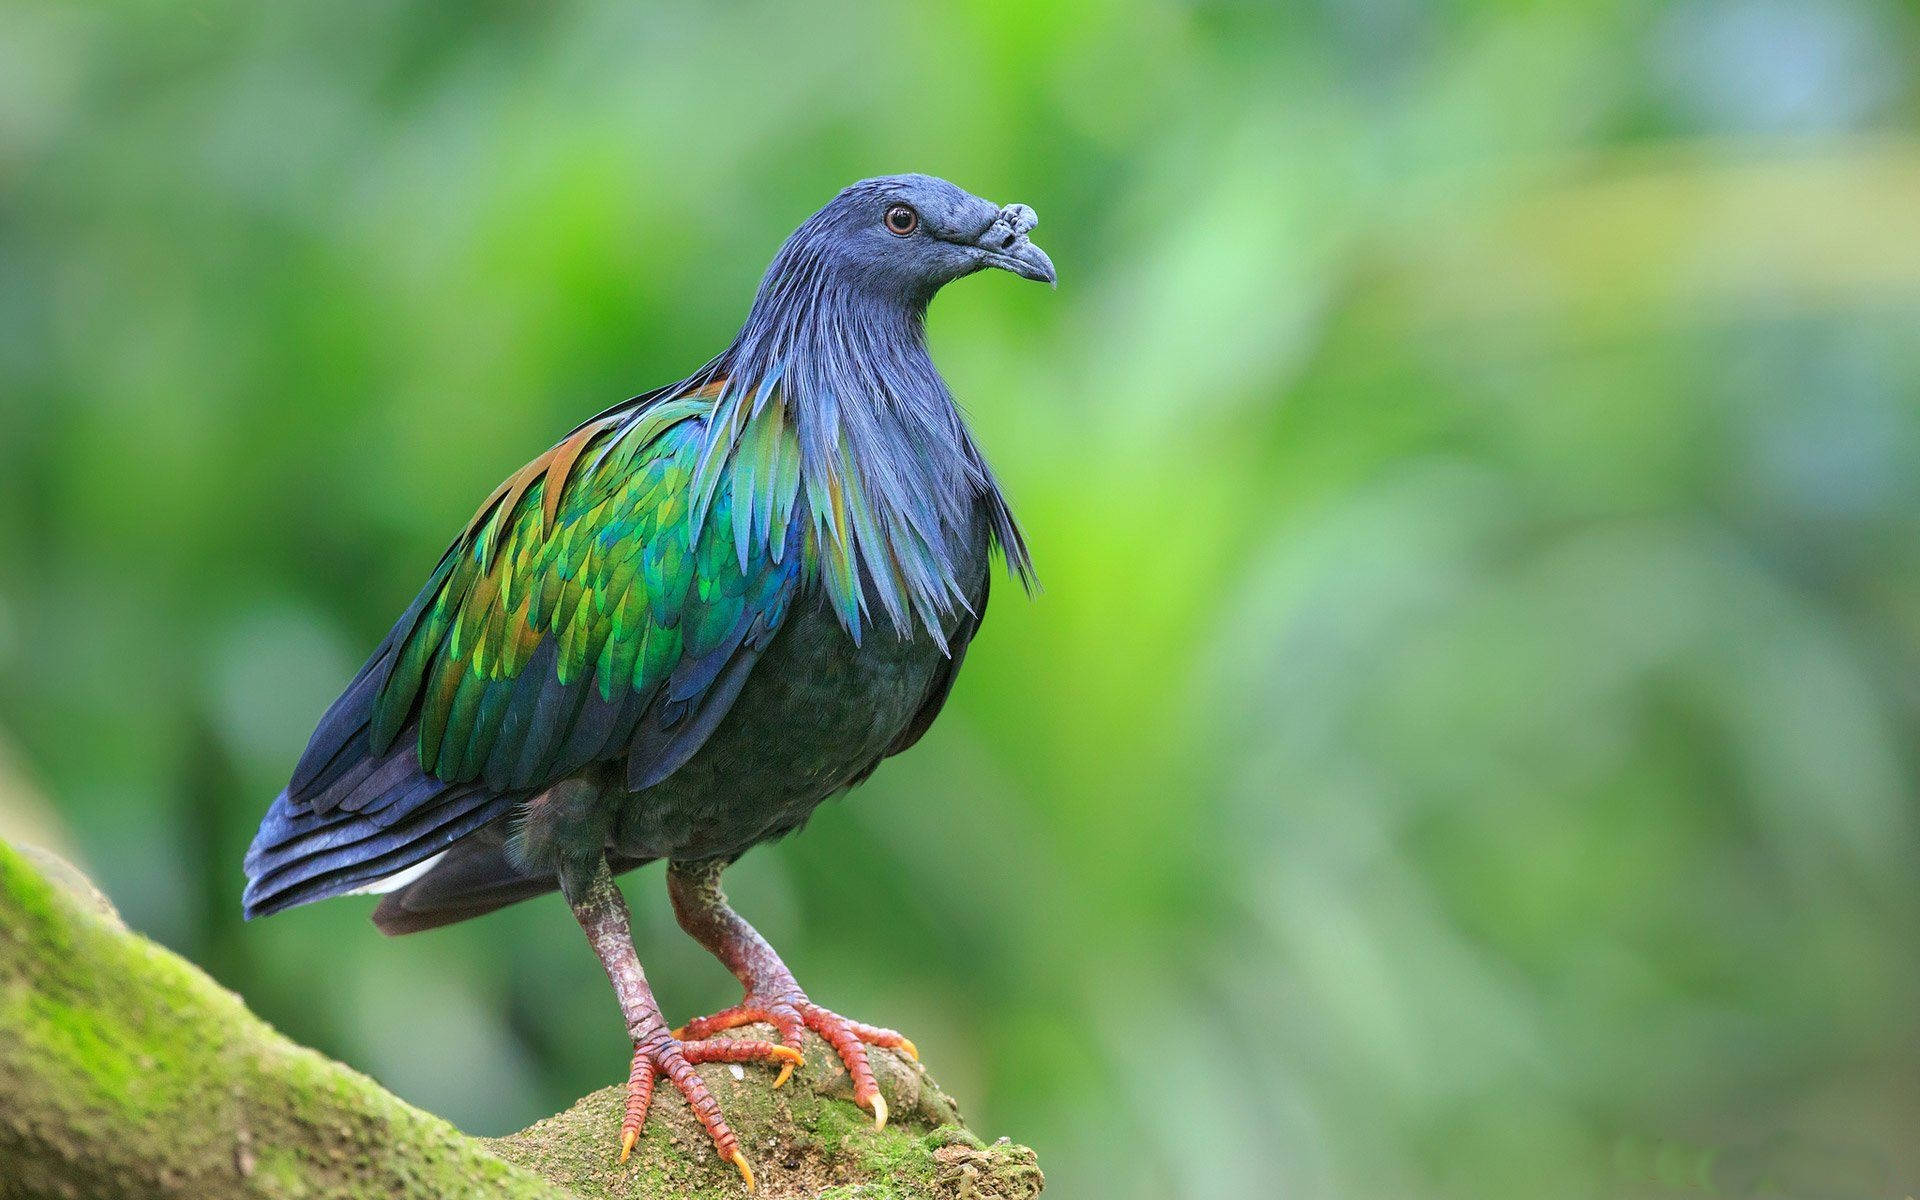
[974,203,1056,287]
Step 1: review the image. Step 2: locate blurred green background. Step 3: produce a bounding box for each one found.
[5,1,1920,1197]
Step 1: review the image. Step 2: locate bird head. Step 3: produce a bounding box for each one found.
[754,174,1056,317]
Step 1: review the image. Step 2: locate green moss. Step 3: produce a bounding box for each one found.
[0,839,566,1200]
[920,1128,984,1152]
[15,991,141,1111]
[250,1142,314,1197]
[0,841,54,904]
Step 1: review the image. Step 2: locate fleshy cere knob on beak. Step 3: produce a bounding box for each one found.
[975,202,1055,286]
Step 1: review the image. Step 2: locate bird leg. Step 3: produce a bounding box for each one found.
[569,858,801,1189]
[666,859,918,1130]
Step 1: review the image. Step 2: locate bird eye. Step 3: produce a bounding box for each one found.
[884,204,919,236]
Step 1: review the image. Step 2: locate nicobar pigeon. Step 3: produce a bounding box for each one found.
[243,175,1052,1189]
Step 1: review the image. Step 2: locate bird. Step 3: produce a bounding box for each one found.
[241,174,1052,1189]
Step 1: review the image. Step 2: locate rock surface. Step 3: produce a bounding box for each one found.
[0,840,1042,1199]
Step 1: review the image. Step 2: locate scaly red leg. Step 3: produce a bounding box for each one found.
[571,859,801,1189]
[666,860,919,1129]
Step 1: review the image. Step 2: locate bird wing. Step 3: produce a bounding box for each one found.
[345,384,801,796]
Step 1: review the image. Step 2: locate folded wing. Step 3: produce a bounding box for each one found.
[244,384,802,920]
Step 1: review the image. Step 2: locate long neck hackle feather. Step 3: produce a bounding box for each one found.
[665,205,1034,648]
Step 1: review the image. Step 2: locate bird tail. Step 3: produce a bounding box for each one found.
[244,598,531,921]
[366,825,557,934]
[369,828,654,936]
[241,742,523,921]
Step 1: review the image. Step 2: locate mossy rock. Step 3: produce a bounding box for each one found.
[0,840,1042,1199]
[485,1039,1041,1199]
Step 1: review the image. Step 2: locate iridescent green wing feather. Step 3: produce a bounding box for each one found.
[368,386,801,793]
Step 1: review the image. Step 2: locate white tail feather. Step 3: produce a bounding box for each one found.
[347,850,448,896]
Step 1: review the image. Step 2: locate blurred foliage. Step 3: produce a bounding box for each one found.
[5,1,1920,1197]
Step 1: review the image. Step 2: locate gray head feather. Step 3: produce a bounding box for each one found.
[676,175,1047,645]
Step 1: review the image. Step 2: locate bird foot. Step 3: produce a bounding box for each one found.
[673,993,918,1129]
[619,1032,803,1191]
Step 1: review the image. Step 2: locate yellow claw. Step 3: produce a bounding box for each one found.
[619,1128,637,1163]
[730,1149,756,1192]
[770,1043,803,1089]
[897,1037,919,1062]
[868,1093,889,1131]
[669,1024,689,1040]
